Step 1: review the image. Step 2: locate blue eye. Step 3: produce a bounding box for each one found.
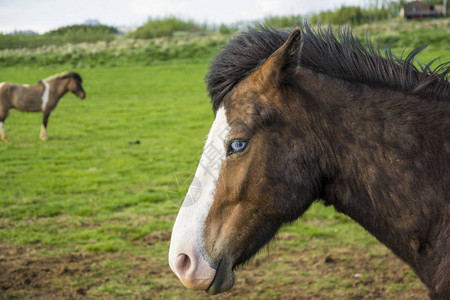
[228,140,248,155]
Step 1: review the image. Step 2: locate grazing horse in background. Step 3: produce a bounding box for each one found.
[169,25,450,299]
[0,72,86,141]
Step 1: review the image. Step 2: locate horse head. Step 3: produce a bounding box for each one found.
[169,29,325,294]
[63,72,86,99]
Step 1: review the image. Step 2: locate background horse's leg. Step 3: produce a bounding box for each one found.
[0,121,7,141]
[0,111,8,141]
[40,113,49,141]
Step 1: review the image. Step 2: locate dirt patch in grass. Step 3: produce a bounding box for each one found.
[225,233,428,300]
[0,232,428,299]
[0,245,96,299]
[131,231,171,246]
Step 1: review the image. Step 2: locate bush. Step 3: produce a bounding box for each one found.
[0,24,119,50]
[44,24,118,44]
[218,24,238,35]
[309,5,397,25]
[263,15,303,28]
[0,33,56,50]
[129,17,206,39]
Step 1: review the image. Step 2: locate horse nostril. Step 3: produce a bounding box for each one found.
[175,253,192,277]
[169,248,217,290]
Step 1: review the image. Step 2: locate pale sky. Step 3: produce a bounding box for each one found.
[0,0,366,34]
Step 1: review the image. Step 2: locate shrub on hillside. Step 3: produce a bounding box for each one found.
[44,24,118,43]
[129,17,206,39]
[263,15,303,28]
[0,24,119,50]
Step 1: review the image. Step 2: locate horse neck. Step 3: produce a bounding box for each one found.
[291,71,448,269]
[45,78,69,100]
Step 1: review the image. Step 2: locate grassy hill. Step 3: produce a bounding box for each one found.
[0,24,119,50]
[0,19,448,69]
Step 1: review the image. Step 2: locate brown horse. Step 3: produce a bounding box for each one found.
[0,72,86,141]
[168,25,450,299]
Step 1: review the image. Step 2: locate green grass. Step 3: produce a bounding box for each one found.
[0,64,212,254]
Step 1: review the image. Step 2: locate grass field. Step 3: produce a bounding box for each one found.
[0,45,447,298]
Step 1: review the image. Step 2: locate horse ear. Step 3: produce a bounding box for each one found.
[261,28,302,88]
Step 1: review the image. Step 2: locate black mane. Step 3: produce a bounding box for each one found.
[206,24,450,111]
[62,72,83,83]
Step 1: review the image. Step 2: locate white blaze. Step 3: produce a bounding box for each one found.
[169,107,229,272]
[41,82,50,111]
